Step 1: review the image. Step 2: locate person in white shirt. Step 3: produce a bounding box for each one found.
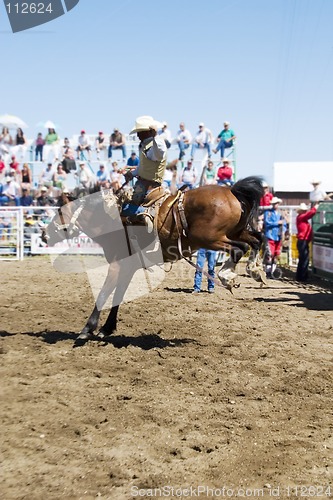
[180,160,197,189]
[158,122,172,149]
[76,130,91,160]
[190,123,213,160]
[0,176,21,205]
[75,162,96,193]
[176,122,192,160]
[309,180,332,203]
[39,162,55,189]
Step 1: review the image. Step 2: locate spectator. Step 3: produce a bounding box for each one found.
[52,163,68,194]
[260,181,273,207]
[296,202,319,282]
[75,162,96,193]
[96,164,110,189]
[9,155,20,176]
[309,179,332,203]
[176,122,192,160]
[0,127,13,147]
[95,131,107,160]
[162,159,178,192]
[201,160,217,186]
[43,128,60,162]
[263,197,286,278]
[60,138,76,174]
[180,160,197,189]
[20,163,32,190]
[36,186,55,206]
[108,128,126,160]
[39,162,55,189]
[122,115,167,230]
[34,132,45,162]
[0,212,12,239]
[76,130,91,160]
[0,176,21,206]
[193,248,217,294]
[217,158,234,186]
[110,161,124,192]
[126,151,140,168]
[158,122,172,149]
[0,127,13,160]
[11,127,27,159]
[19,187,34,207]
[0,155,6,177]
[190,123,213,161]
[213,121,236,158]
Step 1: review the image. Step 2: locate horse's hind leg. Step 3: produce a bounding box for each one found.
[237,229,267,283]
[217,242,249,291]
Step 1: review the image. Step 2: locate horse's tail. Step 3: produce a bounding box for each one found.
[231,176,264,229]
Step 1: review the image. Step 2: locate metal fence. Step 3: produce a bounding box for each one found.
[0,205,300,266]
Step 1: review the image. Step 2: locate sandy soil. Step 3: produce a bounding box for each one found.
[1,257,332,500]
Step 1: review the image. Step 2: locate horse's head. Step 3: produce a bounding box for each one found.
[41,201,82,245]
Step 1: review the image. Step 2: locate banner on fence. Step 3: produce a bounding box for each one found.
[30,233,103,255]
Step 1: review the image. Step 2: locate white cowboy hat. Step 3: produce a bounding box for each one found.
[129,116,162,135]
[311,179,321,185]
[262,181,269,188]
[224,121,230,126]
[297,203,309,212]
[221,158,230,163]
[271,196,282,204]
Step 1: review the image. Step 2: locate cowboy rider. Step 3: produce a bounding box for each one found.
[121,116,167,228]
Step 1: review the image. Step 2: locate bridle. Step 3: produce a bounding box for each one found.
[53,203,84,238]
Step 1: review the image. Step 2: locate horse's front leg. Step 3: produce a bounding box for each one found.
[77,261,121,341]
[96,260,137,339]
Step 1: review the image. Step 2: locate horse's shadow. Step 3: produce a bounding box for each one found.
[164,287,194,294]
[0,330,198,350]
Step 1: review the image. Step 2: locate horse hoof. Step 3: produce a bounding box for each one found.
[77,330,94,341]
[96,330,107,340]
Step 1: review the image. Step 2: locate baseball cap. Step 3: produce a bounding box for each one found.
[81,130,85,134]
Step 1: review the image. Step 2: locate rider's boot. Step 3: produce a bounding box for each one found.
[126,213,154,233]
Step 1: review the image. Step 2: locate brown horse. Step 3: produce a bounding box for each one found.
[42,176,264,343]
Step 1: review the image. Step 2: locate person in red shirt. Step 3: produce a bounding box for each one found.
[9,155,20,175]
[296,202,319,282]
[0,155,5,176]
[260,181,273,207]
[217,158,234,186]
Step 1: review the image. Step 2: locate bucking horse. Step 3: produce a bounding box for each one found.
[42,176,265,343]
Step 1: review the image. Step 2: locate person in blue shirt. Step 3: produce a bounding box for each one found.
[193,248,217,293]
[213,121,236,159]
[263,197,287,278]
[126,151,140,168]
[19,187,33,207]
[96,164,110,189]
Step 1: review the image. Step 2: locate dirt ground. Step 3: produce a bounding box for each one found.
[1,256,333,500]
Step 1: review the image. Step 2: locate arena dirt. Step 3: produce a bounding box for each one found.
[1,257,332,499]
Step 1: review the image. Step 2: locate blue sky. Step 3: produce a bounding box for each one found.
[1,0,333,183]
